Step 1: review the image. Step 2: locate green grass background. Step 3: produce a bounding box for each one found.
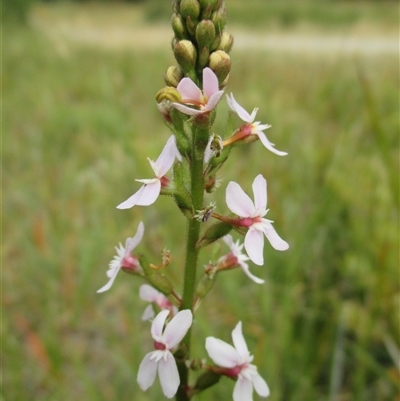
[3,1,399,400]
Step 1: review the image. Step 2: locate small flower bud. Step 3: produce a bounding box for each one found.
[171,13,188,40]
[198,46,210,69]
[197,221,232,248]
[164,66,184,87]
[199,0,219,11]
[195,19,216,49]
[218,31,234,53]
[156,86,182,103]
[139,255,174,295]
[191,370,221,395]
[208,50,231,84]
[185,15,198,36]
[180,0,201,21]
[211,3,227,34]
[174,40,197,75]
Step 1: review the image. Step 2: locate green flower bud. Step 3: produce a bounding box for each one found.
[171,13,188,40]
[180,0,200,20]
[195,272,217,300]
[185,15,198,36]
[199,0,219,11]
[208,50,231,84]
[191,370,221,395]
[200,4,212,20]
[198,46,210,69]
[156,86,182,103]
[218,31,234,53]
[174,40,197,76]
[210,33,221,51]
[195,19,216,49]
[164,66,184,87]
[211,3,227,34]
[138,254,173,296]
[197,221,232,248]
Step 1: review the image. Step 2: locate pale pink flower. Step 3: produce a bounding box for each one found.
[139,284,178,321]
[226,93,287,156]
[117,136,182,209]
[137,309,193,398]
[206,322,270,401]
[97,222,144,293]
[226,174,289,266]
[220,235,264,284]
[172,68,224,116]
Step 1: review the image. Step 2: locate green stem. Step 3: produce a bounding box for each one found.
[176,131,206,401]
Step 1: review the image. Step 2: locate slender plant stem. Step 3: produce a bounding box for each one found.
[175,133,205,401]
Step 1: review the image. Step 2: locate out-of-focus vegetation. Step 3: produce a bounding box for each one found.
[3,1,399,401]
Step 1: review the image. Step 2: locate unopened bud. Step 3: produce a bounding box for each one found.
[156,86,182,103]
[197,221,232,248]
[198,46,210,69]
[180,0,201,20]
[209,50,231,84]
[211,3,227,34]
[199,0,219,11]
[164,66,184,87]
[220,73,230,88]
[192,370,221,393]
[171,13,188,40]
[218,31,234,53]
[174,40,197,75]
[195,19,216,49]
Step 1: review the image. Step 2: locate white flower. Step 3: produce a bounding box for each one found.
[226,93,287,156]
[137,309,193,398]
[172,68,224,116]
[206,322,270,401]
[226,174,289,266]
[117,136,182,209]
[97,222,144,293]
[139,284,178,321]
[220,235,264,284]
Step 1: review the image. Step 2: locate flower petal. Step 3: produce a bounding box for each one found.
[126,221,144,252]
[257,132,288,156]
[176,77,202,102]
[226,181,256,217]
[233,377,254,401]
[137,352,158,391]
[97,265,121,293]
[151,309,170,340]
[203,67,219,99]
[139,284,160,302]
[240,262,265,284]
[158,351,180,398]
[205,337,240,368]
[135,181,162,206]
[162,309,193,349]
[245,227,265,266]
[155,136,180,177]
[172,102,204,116]
[204,90,224,112]
[261,220,289,251]
[116,185,146,209]
[226,93,252,123]
[141,304,155,321]
[252,371,270,397]
[252,174,267,213]
[231,322,250,359]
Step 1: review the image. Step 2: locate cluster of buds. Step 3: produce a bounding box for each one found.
[97,2,290,400]
[167,0,233,87]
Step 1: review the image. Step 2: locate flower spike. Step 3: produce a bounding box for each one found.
[117,136,182,210]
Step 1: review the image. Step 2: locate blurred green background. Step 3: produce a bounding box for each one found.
[3,0,399,400]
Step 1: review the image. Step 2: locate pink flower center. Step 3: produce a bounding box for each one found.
[160,176,170,188]
[121,256,139,270]
[223,365,242,378]
[154,341,166,350]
